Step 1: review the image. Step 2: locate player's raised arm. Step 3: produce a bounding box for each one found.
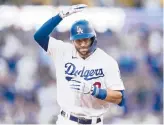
[33,4,87,51]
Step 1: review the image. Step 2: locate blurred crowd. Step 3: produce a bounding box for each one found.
[0,26,60,123]
[0,0,163,124]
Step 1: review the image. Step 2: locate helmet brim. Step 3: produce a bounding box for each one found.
[70,33,95,41]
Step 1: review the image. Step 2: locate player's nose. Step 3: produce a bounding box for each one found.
[80,40,86,47]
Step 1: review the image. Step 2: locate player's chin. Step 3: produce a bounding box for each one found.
[80,50,88,55]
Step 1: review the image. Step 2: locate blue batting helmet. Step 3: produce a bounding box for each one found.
[70,20,97,53]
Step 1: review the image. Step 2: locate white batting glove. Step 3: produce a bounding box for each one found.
[69,78,94,94]
[59,4,87,19]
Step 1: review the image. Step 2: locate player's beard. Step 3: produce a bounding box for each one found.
[76,48,91,58]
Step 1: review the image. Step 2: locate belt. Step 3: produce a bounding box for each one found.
[60,110,101,124]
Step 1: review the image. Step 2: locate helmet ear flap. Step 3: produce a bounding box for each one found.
[89,36,97,53]
[90,36,95,45]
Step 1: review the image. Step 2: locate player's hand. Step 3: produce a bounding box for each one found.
[59,4,87,19]
[69,77,93,94]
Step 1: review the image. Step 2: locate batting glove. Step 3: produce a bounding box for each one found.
[59,4,87,19]
[69,78,94,94]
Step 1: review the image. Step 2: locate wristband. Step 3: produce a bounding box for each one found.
[91,86,107,100]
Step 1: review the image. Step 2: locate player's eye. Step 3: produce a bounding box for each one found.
[75,38,91,45]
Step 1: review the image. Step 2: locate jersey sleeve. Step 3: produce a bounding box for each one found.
[47,37,65,61]
[105,58,125,90]
[47,37,72,63]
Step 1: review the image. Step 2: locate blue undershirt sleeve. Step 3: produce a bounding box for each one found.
[118,90,125,106]
[34,14,62,51]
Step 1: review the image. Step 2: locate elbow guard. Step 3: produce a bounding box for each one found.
[118,90,125,106]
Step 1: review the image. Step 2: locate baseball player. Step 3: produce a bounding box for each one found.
[34,4,125,125]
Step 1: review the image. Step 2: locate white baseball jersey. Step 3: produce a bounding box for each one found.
[47,37,125,117]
